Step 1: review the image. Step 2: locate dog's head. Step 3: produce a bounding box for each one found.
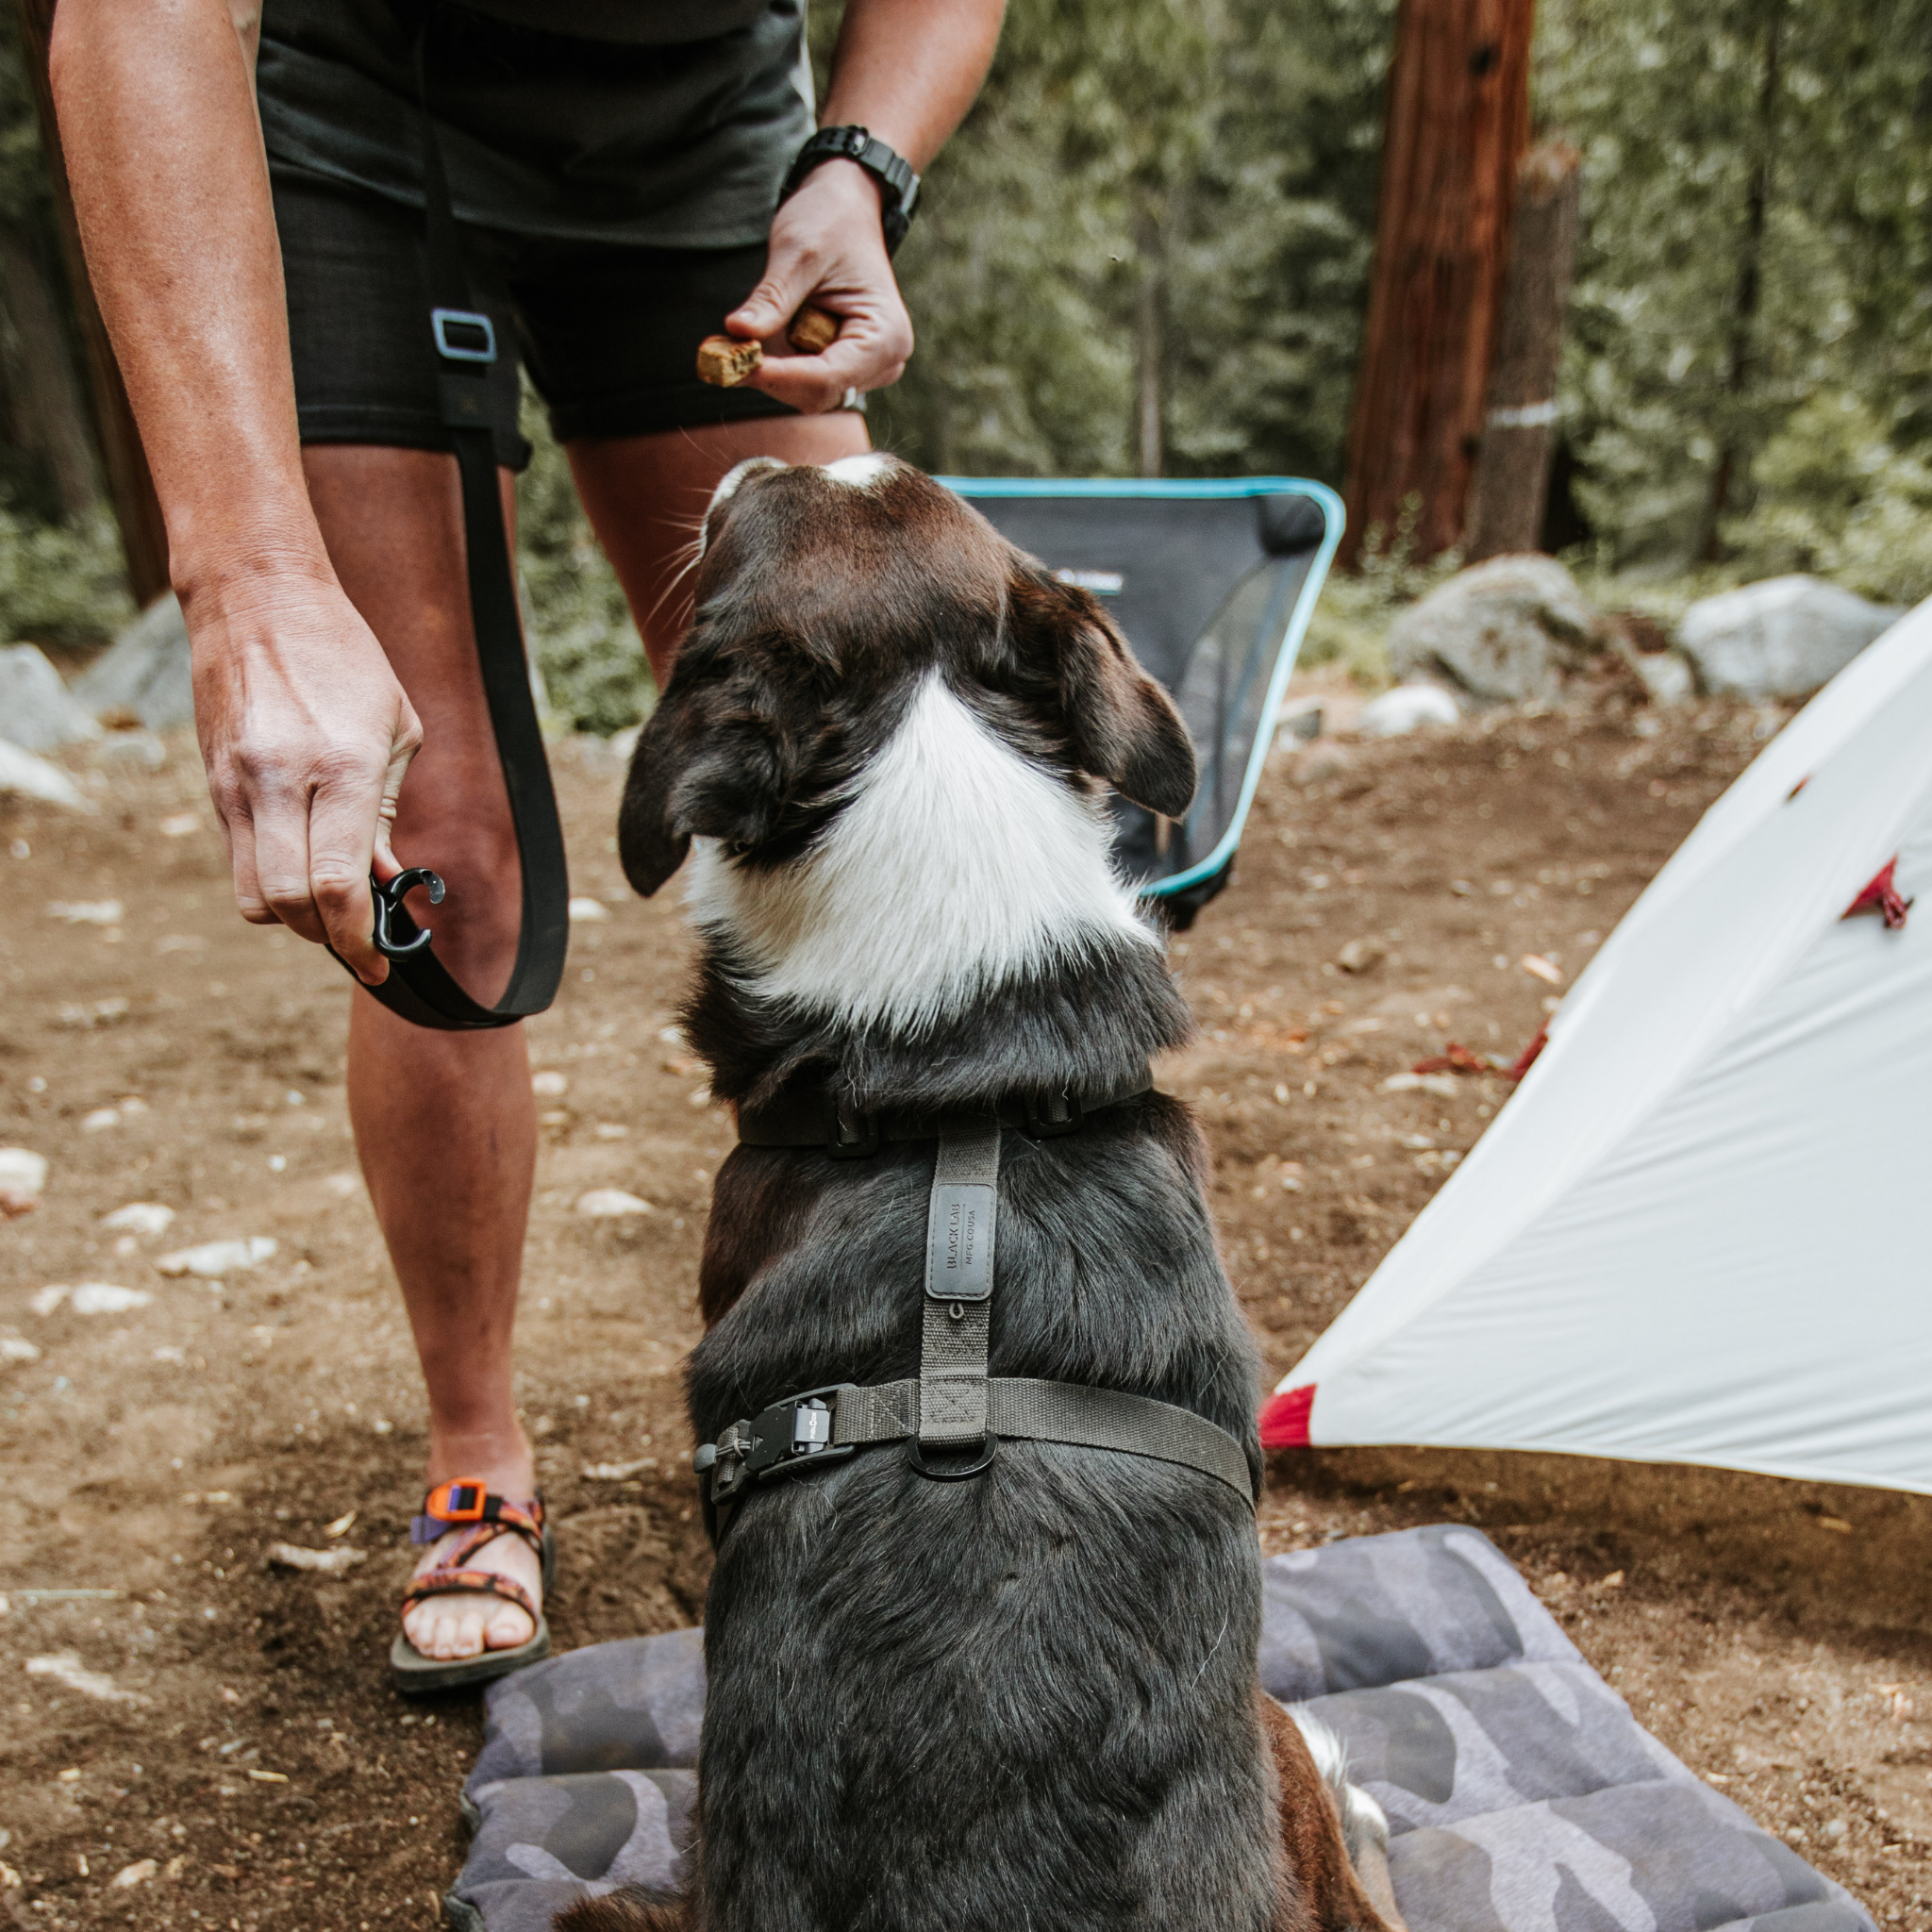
[617,454,1195,898]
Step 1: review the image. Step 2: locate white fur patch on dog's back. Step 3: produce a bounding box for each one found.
[823,453,893,489]
[687,675,1158,1033]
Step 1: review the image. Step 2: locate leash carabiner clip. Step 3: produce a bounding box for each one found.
[370,867,444,959]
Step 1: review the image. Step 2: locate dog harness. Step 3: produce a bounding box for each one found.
[698,1080,1257,1541]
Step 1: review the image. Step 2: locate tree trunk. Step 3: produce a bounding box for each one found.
[1463,140,1580,561]
[1133,199,1165,479]
[12,0,171,605]
[0,216,101,518]
[1341,0,1536,567]
[1700,0,1785,562]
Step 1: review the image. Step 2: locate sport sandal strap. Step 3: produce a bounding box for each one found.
[400,1564,539,1624]
[410,1479,545,1552]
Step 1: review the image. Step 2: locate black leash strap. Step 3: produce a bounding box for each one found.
[334,19,570,1030]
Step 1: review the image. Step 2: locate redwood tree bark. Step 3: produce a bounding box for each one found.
[12,0,171,606]
[1341,0,1535,567]
[1463,139,1580,561]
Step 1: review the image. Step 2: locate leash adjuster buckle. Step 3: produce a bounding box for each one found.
[698,1385,858,1504]
[826,1101,879,1159]
[431,307,498,364]
[1024,1090,1084,1140]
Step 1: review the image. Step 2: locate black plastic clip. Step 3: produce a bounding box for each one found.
[370,867,444,960]
[1024,1090,1083,1140]
[696,1385,858,1505]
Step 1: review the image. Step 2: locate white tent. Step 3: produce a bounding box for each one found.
[1261,595,1932,1494]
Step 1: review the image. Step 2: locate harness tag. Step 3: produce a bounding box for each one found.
[924,1182,994,1302]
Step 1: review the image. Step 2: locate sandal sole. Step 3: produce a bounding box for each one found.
[391,1617,551,1695]
[391,1524,556,1696]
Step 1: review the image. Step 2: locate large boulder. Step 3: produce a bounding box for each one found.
[0,643,102,751]
[1386,555,1603,704]
[1676,575,1904,699]
[73,591,193,730]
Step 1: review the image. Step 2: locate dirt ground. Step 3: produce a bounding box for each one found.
[2,683,1928,1930]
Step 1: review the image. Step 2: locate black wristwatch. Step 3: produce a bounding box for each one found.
[780,125,921,256]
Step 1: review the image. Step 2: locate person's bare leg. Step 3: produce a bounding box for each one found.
[566,413,871,682]
[307,444,544,1662]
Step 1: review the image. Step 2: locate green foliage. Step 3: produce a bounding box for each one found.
[1538,0,1932,579]
[515,396,654,736]
[1300,501,1457,686]
[0,505,131,645]
[1724,391,1932,606]
[835,0,1393,482]
[0,5,51,227]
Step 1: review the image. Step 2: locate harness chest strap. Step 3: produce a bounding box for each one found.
[698,1110,1257,1527]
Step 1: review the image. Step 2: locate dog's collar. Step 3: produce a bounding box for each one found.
[734,1065,1155,1158]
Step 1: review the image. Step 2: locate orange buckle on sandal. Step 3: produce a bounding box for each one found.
[425,1479,489,1524]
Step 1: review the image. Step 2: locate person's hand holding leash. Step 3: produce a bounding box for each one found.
[726,160,911,414]
[188,574,421,987]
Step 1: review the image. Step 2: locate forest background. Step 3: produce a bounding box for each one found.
[0,0,1928,729]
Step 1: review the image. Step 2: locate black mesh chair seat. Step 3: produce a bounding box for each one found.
[941,478,1342,927]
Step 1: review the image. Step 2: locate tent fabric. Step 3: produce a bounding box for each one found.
[442,1526,1872,1932]
[1264,596,1932,1495]
[940,479,1341,914]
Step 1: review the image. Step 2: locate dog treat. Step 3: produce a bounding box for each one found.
[786,304,841,355]
[695,335,763,388]
[695,306,843,389]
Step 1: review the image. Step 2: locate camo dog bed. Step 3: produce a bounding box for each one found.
[445,1524,1874,1932]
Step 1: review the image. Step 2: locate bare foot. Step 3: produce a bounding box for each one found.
[400,1449,543,1663]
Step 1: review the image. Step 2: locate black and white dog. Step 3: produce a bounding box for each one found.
[567,454,1403,1932]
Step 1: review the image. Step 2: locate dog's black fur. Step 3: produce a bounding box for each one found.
[568,458,1396,1932]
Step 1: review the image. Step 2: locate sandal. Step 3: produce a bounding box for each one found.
[390,1479,556,1695]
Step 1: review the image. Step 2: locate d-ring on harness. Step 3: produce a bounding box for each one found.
[696,1088,1257,1541]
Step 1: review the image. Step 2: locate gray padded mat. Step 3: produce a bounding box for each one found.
[447,1524,1874,1932]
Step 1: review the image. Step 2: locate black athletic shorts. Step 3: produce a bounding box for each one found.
[275,162,801,473]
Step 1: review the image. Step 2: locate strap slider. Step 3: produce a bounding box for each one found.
[432,307,497,364]
[1024,1090,1084,1140]
[826,1101,879,1159]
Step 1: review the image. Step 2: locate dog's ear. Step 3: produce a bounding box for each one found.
[617,638,800,897]
[1008,568,1197,819]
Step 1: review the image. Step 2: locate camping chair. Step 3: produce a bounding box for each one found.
[942,478,1343,928]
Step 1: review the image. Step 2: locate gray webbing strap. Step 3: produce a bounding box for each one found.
[832,1376,1253,1501]
[920,1118,1000,1446]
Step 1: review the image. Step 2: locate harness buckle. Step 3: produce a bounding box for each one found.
[698,1384,858,1505]
[431,307,497,364]
[1024,1090,1084,1140]
[826,1100,880,1159]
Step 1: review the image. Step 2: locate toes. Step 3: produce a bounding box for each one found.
[485,1604,535,1651]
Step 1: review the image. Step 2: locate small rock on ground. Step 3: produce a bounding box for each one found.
[1357,683,1461,737]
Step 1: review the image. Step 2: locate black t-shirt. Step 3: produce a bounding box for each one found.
[256,0,814,247]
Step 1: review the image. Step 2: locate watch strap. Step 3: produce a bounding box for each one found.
[781,125,921,255]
